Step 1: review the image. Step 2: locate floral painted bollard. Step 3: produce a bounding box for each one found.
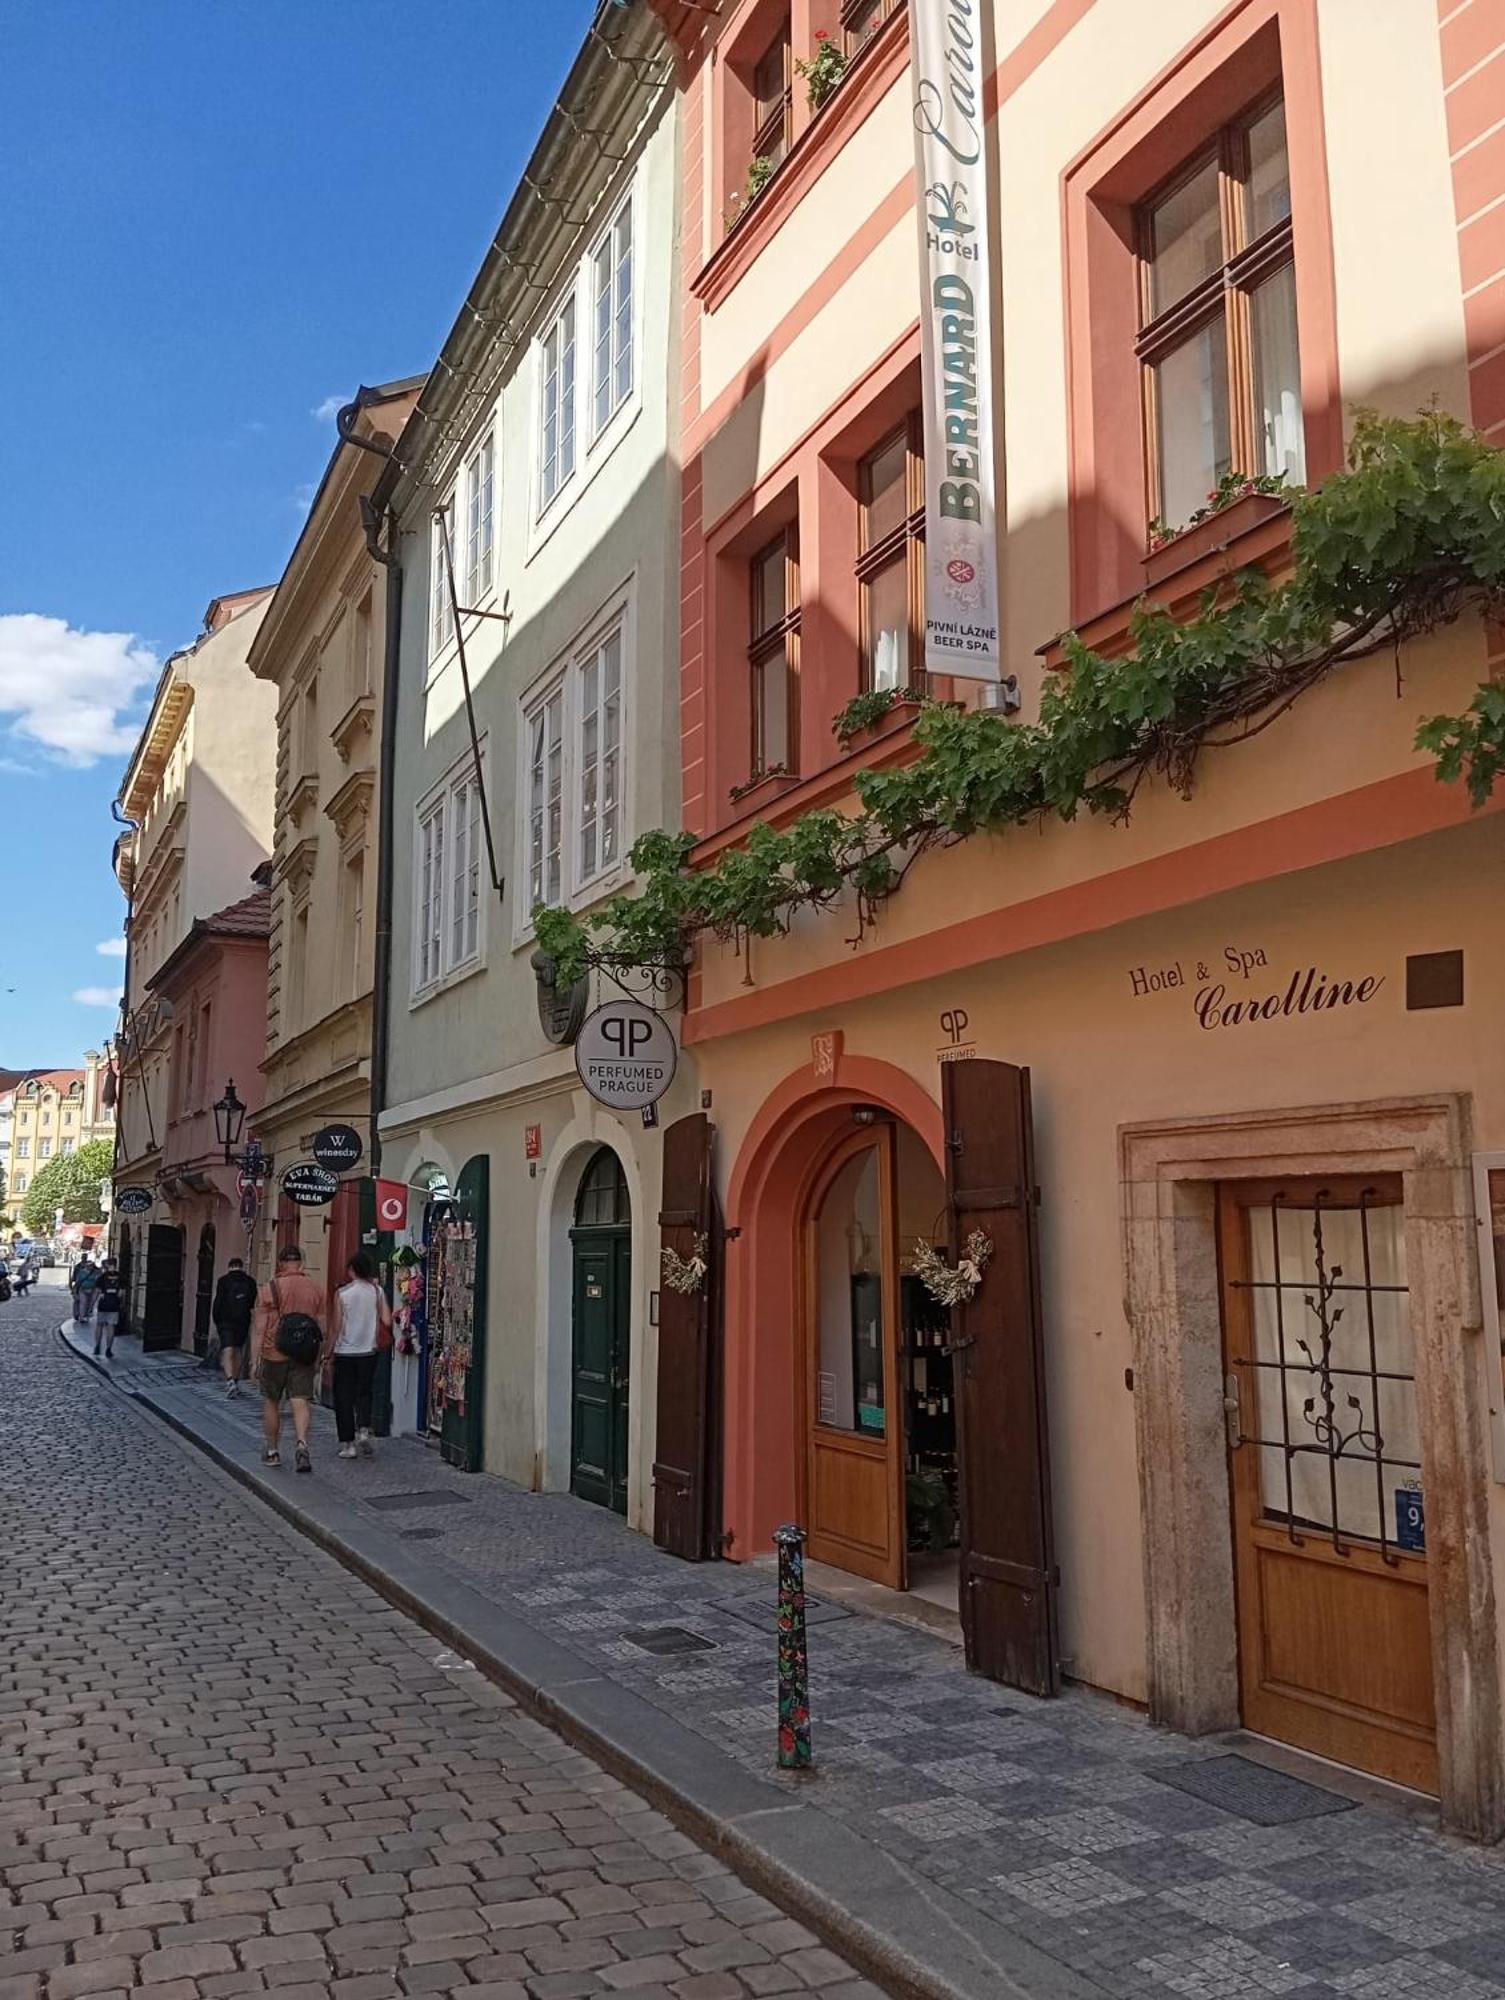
[774,1523,812,1770]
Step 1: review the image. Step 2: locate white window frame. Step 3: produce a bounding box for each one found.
[531,168,643,540]
[410,743,489,1003]
[428,502,455,666]
[516,586,635,942]
[590,192,635,441]
[464,432,496,604]
[539,294,578,515]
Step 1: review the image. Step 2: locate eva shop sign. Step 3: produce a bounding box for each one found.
[908,0,1001,682]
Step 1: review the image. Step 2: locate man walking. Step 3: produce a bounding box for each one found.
[252,1245,325,1474]
[71,1254,99,1327]
[212,1256,259,1396]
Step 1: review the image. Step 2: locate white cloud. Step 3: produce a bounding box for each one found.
[72,987,122,1009]
[311,392,348,424]
[0,615,157,766]
[95,938,128,960]
[289,480,318,513]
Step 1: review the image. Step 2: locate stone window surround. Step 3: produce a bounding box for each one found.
[1120,1092,1502,1841]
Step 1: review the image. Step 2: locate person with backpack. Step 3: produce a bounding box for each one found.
[93,1266,123,1358]
[330,1250,392,1459]
[71,1254,99,1327]
[252,1245,325,1474]
[212,1256,259,1397]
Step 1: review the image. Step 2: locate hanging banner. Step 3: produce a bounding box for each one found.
[908,0,1001,682]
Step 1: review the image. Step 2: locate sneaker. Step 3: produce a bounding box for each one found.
[357,1430,374,1457]
[261,1448,280,1467]
[92,1345,102,1357]
[338,1443,357,1459]
[225,1381,239,1399]
[295,1444,312,1475]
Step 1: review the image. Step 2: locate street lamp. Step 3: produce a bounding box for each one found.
[213,1079,247,1164]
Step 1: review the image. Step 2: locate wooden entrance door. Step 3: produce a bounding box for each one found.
[1219,1179,1437,1793]
[571,1148,632,1516]
[142,1223,185,1353]
[802,1126,905,1589]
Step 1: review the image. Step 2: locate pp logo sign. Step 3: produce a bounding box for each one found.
[575,1001,678,1111]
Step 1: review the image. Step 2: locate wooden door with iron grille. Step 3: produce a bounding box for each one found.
[1218,1179,1436,1794]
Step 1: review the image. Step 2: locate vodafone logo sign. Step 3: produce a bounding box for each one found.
[376,1179,409,1230]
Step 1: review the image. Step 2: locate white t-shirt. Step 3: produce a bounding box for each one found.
[335,1279,382,1356]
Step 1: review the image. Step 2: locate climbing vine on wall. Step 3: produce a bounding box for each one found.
[533,412,1505,987]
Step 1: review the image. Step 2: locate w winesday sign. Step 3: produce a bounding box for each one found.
[909,0,1001,682]
[575,1001,678,1111]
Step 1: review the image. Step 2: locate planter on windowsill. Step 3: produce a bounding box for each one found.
[1143,491,1290,591]
[838,697,926,758]
[729,769,802,816]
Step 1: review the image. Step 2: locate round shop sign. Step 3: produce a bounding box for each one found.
[311,1123,363,1171]
[281,1162,340,1208]
[574,1000,677,1111]
[115,1186,154,1215]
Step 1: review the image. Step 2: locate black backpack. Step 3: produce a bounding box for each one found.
[271,1281,322,1367]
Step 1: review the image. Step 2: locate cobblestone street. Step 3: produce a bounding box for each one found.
[16,1291,1505,1999]
[0,1294,879,2000]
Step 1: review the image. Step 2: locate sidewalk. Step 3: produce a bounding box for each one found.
[62,1320,1505,2000]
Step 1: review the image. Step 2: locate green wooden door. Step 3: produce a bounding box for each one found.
[570,1229,630,1514]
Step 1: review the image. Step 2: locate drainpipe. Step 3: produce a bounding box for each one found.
[359,487,401,1191]
[356,469,403,1444]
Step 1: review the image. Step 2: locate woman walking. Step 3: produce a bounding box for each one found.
[330,1250,390,1460]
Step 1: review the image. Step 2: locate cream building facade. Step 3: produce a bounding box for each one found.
[245,377,422,1311]
[112,588,277,1336]
[374,3,694,1525]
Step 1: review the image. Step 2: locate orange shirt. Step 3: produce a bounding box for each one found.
[255,1269,326,1355]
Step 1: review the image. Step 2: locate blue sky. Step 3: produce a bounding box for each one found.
[0,0,591,1065]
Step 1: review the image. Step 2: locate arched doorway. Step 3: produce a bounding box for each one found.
[570,1147,631,1514]
[193,1222,216,1356]
[800,1115,953,1597]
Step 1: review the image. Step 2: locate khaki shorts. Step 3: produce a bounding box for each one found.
[259,1355,317,1404]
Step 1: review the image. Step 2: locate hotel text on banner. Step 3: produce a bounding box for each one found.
[908,0,1001,682]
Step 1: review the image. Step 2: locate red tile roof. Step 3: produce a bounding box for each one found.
[203,889,272,940]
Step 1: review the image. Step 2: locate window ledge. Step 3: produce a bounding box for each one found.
[695,9,910,315]
[695,709,924,865]
[287,772,320,825]
[409,955,486,1012]
[1041,500,1294,671]
[331,692,376,764]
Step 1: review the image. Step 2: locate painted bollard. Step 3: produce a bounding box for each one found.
[774,1522,812,1769]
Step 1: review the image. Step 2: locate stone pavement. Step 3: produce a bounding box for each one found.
[42,1300,1505,1998]
[3,1295,882,2000]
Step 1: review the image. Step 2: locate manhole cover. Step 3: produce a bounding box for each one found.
[1149,1754,1354,1825]
[365,1489,471,1512]
[619,1626,718,1656]
[719,1592,852,1630]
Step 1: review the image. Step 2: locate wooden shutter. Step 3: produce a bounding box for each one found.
[325,1179,363,1328]
[654,1113,720,1560]
[943,1059,1059,1696]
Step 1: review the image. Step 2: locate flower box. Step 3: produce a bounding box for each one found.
[1143,491,1290,591]
[838,697,926,758]
[729,769,802,816]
